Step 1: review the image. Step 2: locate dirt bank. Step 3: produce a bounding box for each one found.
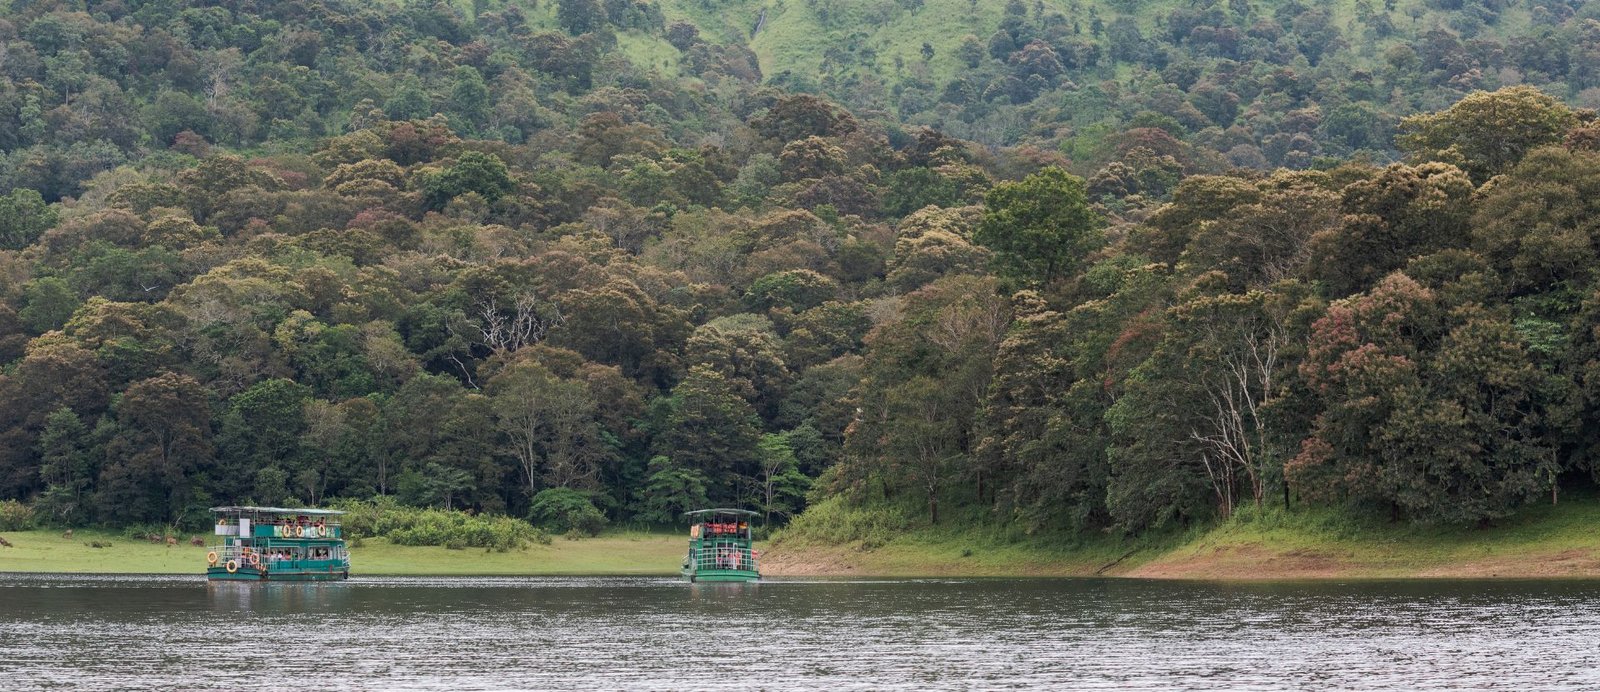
[763,541,1600,580]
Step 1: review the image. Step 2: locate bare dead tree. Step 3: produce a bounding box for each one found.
[1186,296,1287,519]
[475,293,565,355]
[447,292,567,389]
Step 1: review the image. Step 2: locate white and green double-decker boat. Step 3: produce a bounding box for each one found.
[206,506,350,581]
[680,509,760,583]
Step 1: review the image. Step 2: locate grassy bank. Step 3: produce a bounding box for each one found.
[0,530,687,576]
[1124,493,1600,579]
[5,498,1598,579]
[761,494,1600,580]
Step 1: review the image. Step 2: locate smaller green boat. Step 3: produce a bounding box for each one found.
[206,506,350,581]
[681,509,760,583]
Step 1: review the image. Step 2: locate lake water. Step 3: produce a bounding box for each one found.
[2,574,1599,690]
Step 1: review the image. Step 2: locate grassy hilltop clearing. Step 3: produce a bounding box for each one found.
[651,0,1539,85]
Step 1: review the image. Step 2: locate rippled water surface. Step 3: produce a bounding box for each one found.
[3,574,1600,690]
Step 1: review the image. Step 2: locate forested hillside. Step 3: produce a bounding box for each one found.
[0,0,1597,539]
[661,0,1600,198]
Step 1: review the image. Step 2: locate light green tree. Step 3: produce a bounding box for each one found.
[974,167,1102,285]
[1397,86,1580,184]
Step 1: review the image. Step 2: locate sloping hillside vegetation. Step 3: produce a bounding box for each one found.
[0,0,1598,550]
[660,0,1600,198]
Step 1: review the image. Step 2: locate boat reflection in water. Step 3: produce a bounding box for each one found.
[206,579,353,614]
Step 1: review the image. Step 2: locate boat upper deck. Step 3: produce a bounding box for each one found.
[683,509,757,540]
[212,506,346,541]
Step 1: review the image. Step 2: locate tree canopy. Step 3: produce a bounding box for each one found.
[0,0,1596,540]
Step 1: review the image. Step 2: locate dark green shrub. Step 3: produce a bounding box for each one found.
[528,488,609,537]
[331,497,548,552]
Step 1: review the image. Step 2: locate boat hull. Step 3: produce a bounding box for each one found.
[682,568,760,583]
[207,566,349,581]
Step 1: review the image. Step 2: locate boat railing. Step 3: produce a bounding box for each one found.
[689,545,757,572]
[206,544,260,568]
[213,522,342,539]
[207,544,350,569]
[256,522,341,539]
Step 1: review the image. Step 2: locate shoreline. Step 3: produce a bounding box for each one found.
[4,499,1599,580]
[763,497,1600,580]
[757,541,1600,581]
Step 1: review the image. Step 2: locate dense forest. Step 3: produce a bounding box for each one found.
[0,0,1598,538]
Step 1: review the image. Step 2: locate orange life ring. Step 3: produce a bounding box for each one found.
[225,559,239,574]
[248,553,261,568]
[206,551,218,566]
[295,525,305,538]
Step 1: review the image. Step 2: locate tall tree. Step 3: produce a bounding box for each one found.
[1397,86,1580,184]
[653,365,763,504]
[491,359,606,501]
[35,407,91,524]
[0,188,57,250]
[974,167,1102,285]
[757,432,811,526]
[98,373,212,523]
[557,0,604,35]
[1289,275,1568,524]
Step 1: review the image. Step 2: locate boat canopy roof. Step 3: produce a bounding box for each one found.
[211,506,345,517]
[682,508,759,518]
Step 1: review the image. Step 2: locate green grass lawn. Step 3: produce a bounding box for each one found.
[0,530,690,576]
[0,531,215,574]
[351,532,686,575]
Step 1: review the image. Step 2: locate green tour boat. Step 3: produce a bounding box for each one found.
[206,506,350,581]
[681,509,760,583]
